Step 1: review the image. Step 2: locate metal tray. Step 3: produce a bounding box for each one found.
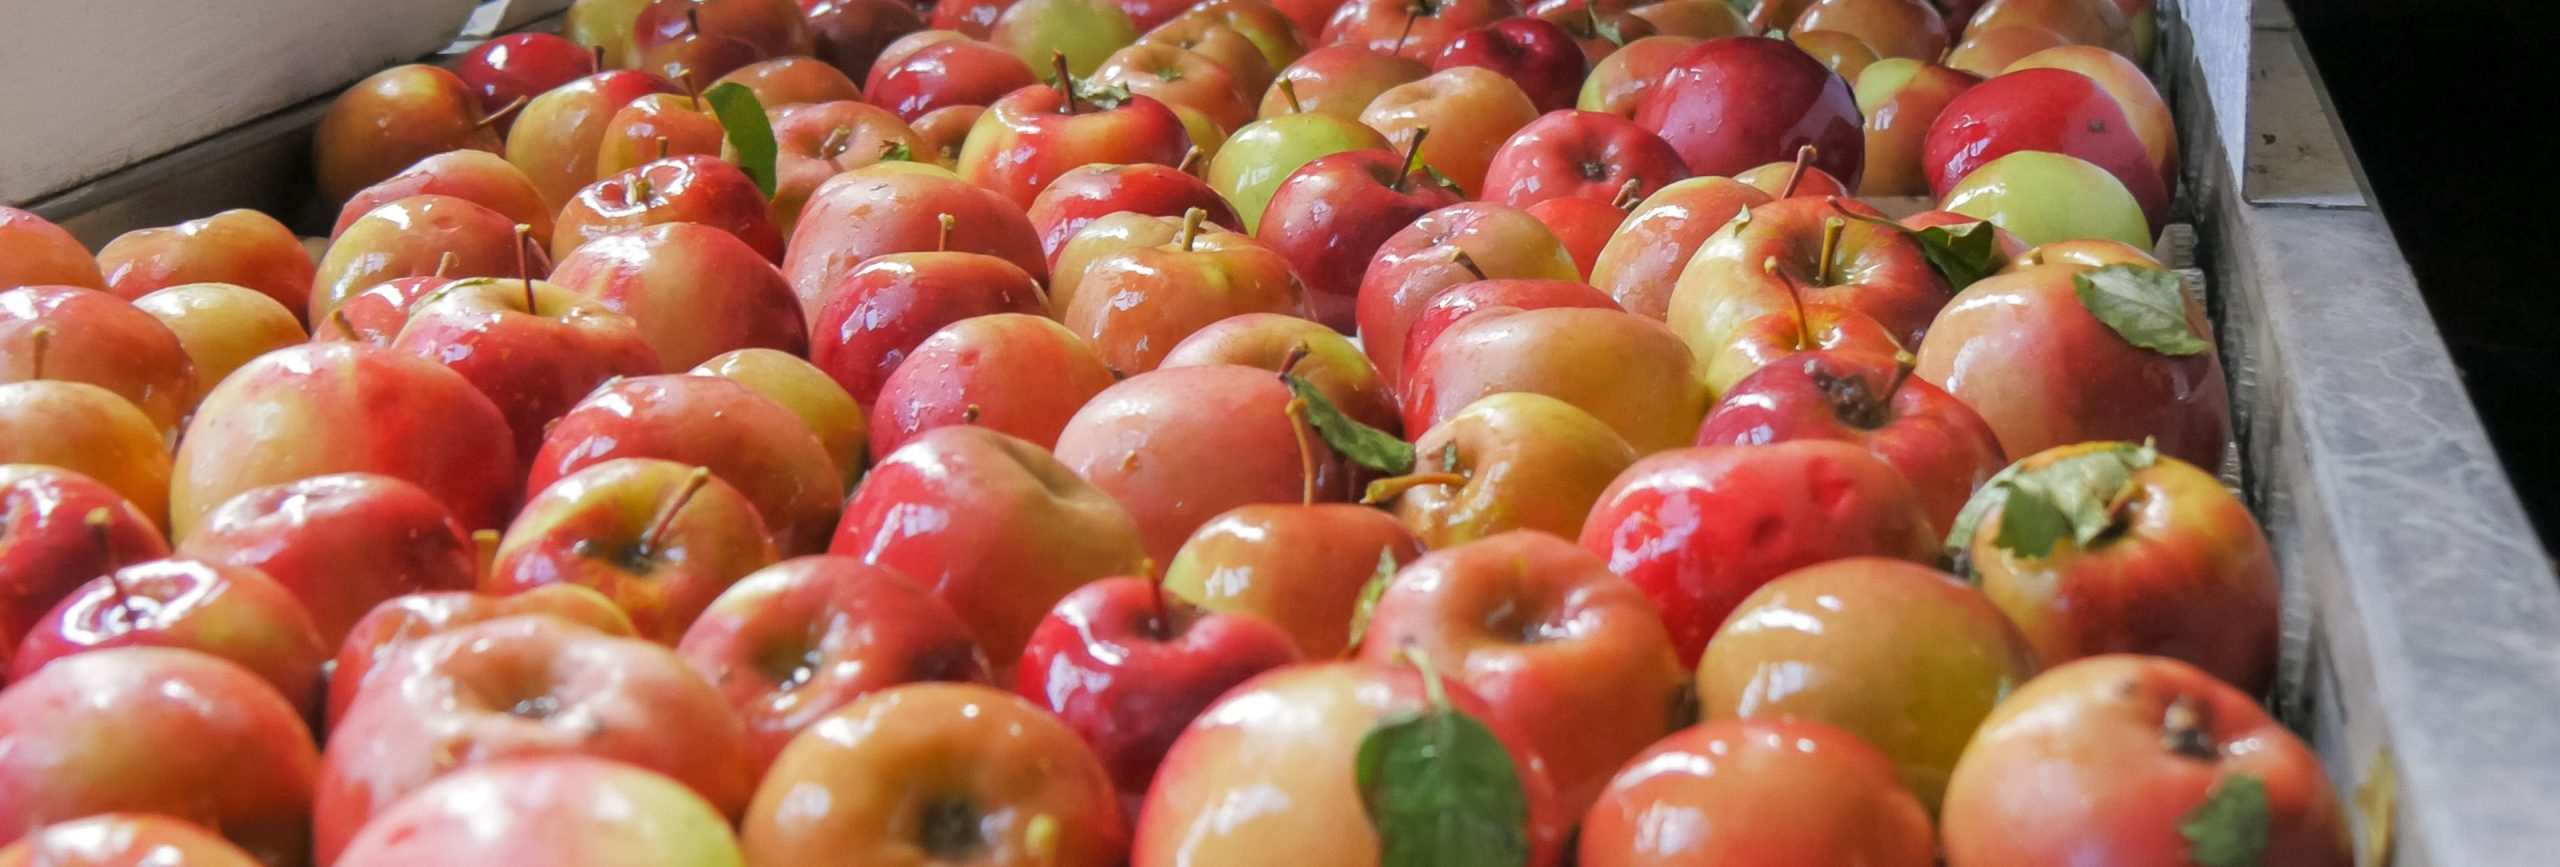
[18,0,2560,863]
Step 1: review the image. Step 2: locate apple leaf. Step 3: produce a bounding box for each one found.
[1344,549,1401,653]
[1913,221,2003,291]
[2075,264,2212,356]
[2181,774,2272,867]
[702,82,778,199]
[1944,441,2157,572]
[1076,80,1135,110]
[1355,655,1531,867]
[880,141,916,163]
[1284,373,1415,475]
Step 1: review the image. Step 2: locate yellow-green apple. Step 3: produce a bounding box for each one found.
[549,223,809,369]
[0,814,262,867]
[1588,176,1769,318]
[956,67,1192,210]
[313,194,543,325]
[0,465,169,643]
[1160,0,1304,69]
[1404,306,1707,454]
[1963,0,2132,55]
[831,426,1149,673]
[1398,277,1623,389]
[567,0,653,68]
[98,210,316,320]
[991,0,1140,75]
[1580,718,1934,867]
[1853,59,1979,196]
[1056,365,1361,562]
[489,458,778,643]
[1699,350,2006,535]
[132,283,305,397]
[1359,66,1540,196]
[177,473,480,646]
[0,207,105,291]
[1092,43,1255,133]
[553,155,787,263]
[1133,660,1568,866]
[1789,28,1881,82]
[1028,162,1243,265]
[763,100,932,235]
[1322,0,1519,59]
[1523,194,1629,278]
[688,349,870,489]
[1794,0,1946,59]
[807,249,1046,404]
[313,65,502,203]
[1698,557,2037,810]
[1050,212,1185,317]
[629,0,814,80]
[1353,201,1580,382]
[12,557,329,718]
[741,683,1128,866]
[455,32,597,136]
[870,313,1117,454]
[1433,18,1588,113]
[1204,110,1391,233]
[325,585,639,729]
[864,39,1039,122]
[171,341,520,537]
[1257,46,1425,120]
[2006,44,2177,188]
[1949,442,2278,692]
[530,374,844,555]
[1145,16,1280,97]
[807,0,928,78]
[505,70,682,213]
[781,162,1049,314]
[336,150,560,252]
[2007,236,2164,272]
[0,383,174,530]
[1944,24,2071,76]
[1578,440,1936,663]
[1480,109,1690,208]
[1357,531,1685,816]
[1732,156,1852,199]
[679,556,992,766]
[0,285,196,438]
[1160,312,1398,433]
[1923,67,2167,231]
[1636,36,1863,183]
[1913,262,2228,464]
[1941,655,2352,867]
[594,93,727,178]
[1255,145,1462,330]
[0,648,318,864]
[1939,150,2153,248]
[1630,0,1748,36]
[390,276,661,466]
[332,756,746,867]
[1575,35,1695,118]
[1379,393,1635,547]
[713,56,863,107]
[1689,293,1906,400]
[1016,575,1302,816]
[1665,196,1952,386]
[1161,503,1425,659]
[315,616,757,864]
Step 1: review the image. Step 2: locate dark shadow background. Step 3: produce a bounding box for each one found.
[2292,0,2560,553]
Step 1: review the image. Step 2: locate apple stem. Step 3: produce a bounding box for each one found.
[1144,557,1170,639]
[328,307,358,342]
[936,213,955,252]
[476,95,529,131]
[821,126,853,159]
[1815,217,1844,286]
[1391,10,1419,57]
[514,223,538,315]
[1765,255,1813,350]
[637,467,714,560]
[434,250,460,279]
[1779,144,1817,198]
[962,403,982,424]
[1885,354,1915,398]
[1277,78,1304,114]
[677,67,703,112]
[1612,177,1644,211]
[1393,126,1431,193]
[24,325,50,381]
[1177,207,1207,252]
[1278,343,1319,506]
[1405,641,1452,711]
[656,135,672,161]
[84,508,141,626]
[631,172,655,204]
[1449,247,1486,281]
[592,44,606,70]
[1052,51,1080,115]
[1360,471,1467,504]
[1176,146,1202,175]
[684,6,703,37]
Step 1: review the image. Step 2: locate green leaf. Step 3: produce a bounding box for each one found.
[701,82,778,199]
[1355,658,1531,867]
[1989,445,2154,558]
[1344,549,1400,653]
[1942,460,2026,575]
[1075,80,1135,110]
[1585,3,1627,46]
[2075,264,2211,356]
[2181,774,2272,867]
[1284,373,1415,475]
[879,140,916,164]
[1913,221,2003,291]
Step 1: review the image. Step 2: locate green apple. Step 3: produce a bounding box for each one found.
[991,0,1140,76]
[1204,113,1389,233]
[1941,151,2152,250]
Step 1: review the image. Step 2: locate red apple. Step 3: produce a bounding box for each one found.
[12,557,329,718]
[764,100,934,235]
[1523,194,1628,278]
[454,32,598,136]
[807,249,1046,404]
[1852,59,1979,196]
[1146,15,1282,98]
[505,70,682,213]
[97,209,317,321]
[1378,392,1636,547]
[553,154,787,264]
[313,194,544,325]
[864,38,1039,122]
[131,282,307,398]
[1161,503,1425,659]
[1321,0,1520,59]
[312,65,502,203]
[781,163,1049,316]
[1399,277,1623,387]
[1065,213,1310,374]
[334,150,559,253]
[176,473,481,645]
[870,313,1118,454]
[1794,0,1946,59]
[1635,36,1863,184]
[391,276,663,468]
[1480,109,1689,209]
[1530,0,1661,63]
[688,348,871,489]
[956,65,1192,209]
[0,814,262,867]
[1580,718,1934,867]
[530,374,845,555]
[1159,312,1399,433]
[1050,212,1187,317]
[325,584,639,730]
[1587,176,1770,319]
[0,284,195,438]
[0,207,106,292]
[1405,306,1708,454]
[549,223,810,369]
[806,0,929,78]
[0,382,175,533]
[1665,196,1951,388]
[1434,17,1587,113]
[1092,42,1257,134]
[1359,66,1542,197]
[594,93,728,179]
[713,56,864,108]
[1028,161,1243,265]
[2005,43,2177,188]
[1256,145,1463,331]
[1700,350,2004,535]
[1257,45,1424,121]
[1922,67,2167,230]
[319,274,454,346]
[489,457,778,643]
[629,0,815,80]
[1575,34,1697,118]
[1353,201,1581,384]
[0,465,170,642]
[331,756,746,867]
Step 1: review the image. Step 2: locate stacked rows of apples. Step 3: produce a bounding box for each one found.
[1,0,2353,864]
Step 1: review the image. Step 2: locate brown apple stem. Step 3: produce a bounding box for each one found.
[328,308,358,342]
[684,5,704,37]
[656,135,672,161]
[476,95,529,131]
[1449,247,1487,281]
[1611,177,1644,211]
[592,44,606,70]
[820,126,854,159]
[1277,77,1305,115]
[1816,217,1844,286]
[1765,255,1813,350]
[1393,126,1431,193]
[637,467,714,559]
[1779,144,1817,198]
[1051,52,1081,114]
[936,213,955,253]
[1176,146,1202,175]
[1144,557,1169,639]
[84,508,140,624]
[677,67,703,112]
[630,173,656,204]
[434,250,460,279]
[1406,641,1452,711]
[1391,10,1420,57]
[1177,207,1207,252]
[24,325,50,381]
[1360,471,1467,504]
[513,224,538,315]
[1285,398,1319,506]
[1884,354,1916,397]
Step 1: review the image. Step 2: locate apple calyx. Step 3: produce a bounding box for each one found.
[1342,549,1400,655]
[1176,207,1208,252]
[1355,643,1533,867]
[961,402,982,424]
[2181,772,2273,867]
[24,325,51,380]
[2161,695,2217,759]
[1778,144,1818,198]
[2075,264,2211,357]
[1393,127,1433,193]
[879,139,916,163]
[918,797,983,860]
[632,466,714,566]
[1811,366,1893,431]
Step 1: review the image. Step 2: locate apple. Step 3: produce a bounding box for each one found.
[1404,306,1706,454]
[1359,66,1542,196]
[0,648,319,864]
[808,248,1046,404]
[871,313,1117,454]
[629,0,815,81]
[1027,161,1242,265]
[1964,0,2133,55]
[864,38,1040,122]
[454,32,597,136]
[1161,0,1305,70]
[1950,442,2279,692]
[740,683,1129,865]
[97,209,317,320]
[1944,24,2071,76]
[1912,261,2228,466]
[0,284,197,438]
[132,283,306,397]
[1530,0,1661,63]
[325,584,639,730]
[1357,531,1685,816]
[714,56,863,108]
[1852,59,1979,196]
[1354,201,1581,384]
[489,458,778,643]
[1688,296,1906,401]
[1160,312,1399,433]
[1939,150,2153,248]
[1580,718,1934,867]
[1321,0,1520,59]
[1522,195,1629,278]
[910,104,987,163]
[315,616,758,864]
[314,194,543,325]
[530,374,845,555]
[1665,196,1952,388]
[1161,503,1425,659]
[1379,392,1635,547]
[1733,151,1854,199]
[553,154,787,264]
[1398,277,1624,389]
[991,0,1141,75]
[333,757,747,867]
[1794,0,1946,59]
[1789,29,1880,82]
[319,273,455,347]
[1480,109,1690,209]
[550,223,809,370]
[176,473,480,646]
[1587,176,1770,319]
[11,557,330,718]
[1575,35,1696,118]
[0,814,262,867]
[1092,42,1256,134]
[1941,655,2353,867]
[1433,18,1588,113]
[0,383,175,532]
[0,207,106,291]
[1145,16,1282,97]
[171,341,521,538]
[2005,43,2178,187]
[1049,212,1187,317]
[1133,660,1568,866]
[336,150,561,253]
[930,0,1017,37]
[1255,144,1461,330]
[1636,36,1863,184]
[1016,575,1302,815]
[763,100,934,235]
[505,70,681,213]
[566,0,654,69]
[594,93,727,178]
[1923,67,2167,231]
[781,162,1049,315]
[1906,208,2032,268]
[1204,111,1391,234]
[1257,45,1425,121]
[312,64,502,203]
[392,276,662,468]
[689,349,871,489]
[956,63,1192,210]
[1699,350,2006,535]
[1579,440,1936,664]
[806,0,928,83]
[1628,0,1749,37]
[0,465,170,643]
